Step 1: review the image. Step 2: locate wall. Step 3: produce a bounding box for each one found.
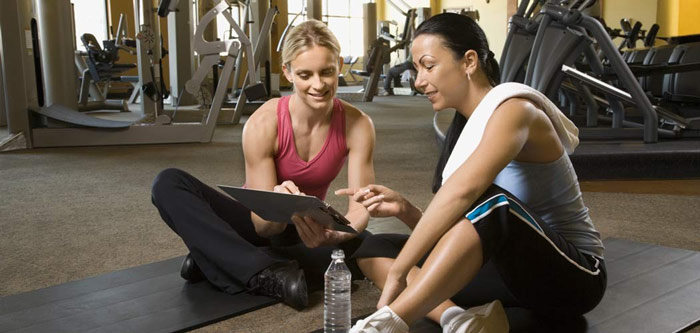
[678,0,700,35]
[441,0,510,59]
[657,0,679,37]
[380,0,515,63]
[271,0,288,87]
[603,0,658,40]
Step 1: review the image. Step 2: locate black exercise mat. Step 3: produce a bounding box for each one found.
[313,238,700,333]
[0,256,278,332]
[584,238,700,332]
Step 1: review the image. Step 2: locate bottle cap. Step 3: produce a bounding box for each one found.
[331,249,345,259]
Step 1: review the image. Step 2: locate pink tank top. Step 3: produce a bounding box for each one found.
[274,95,348,200]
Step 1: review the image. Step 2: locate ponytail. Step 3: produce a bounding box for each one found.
[484,50,501,86]
[416,13,501,191]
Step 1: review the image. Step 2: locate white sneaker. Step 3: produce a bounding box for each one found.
[350,306,409,333]
[443,300,509,333]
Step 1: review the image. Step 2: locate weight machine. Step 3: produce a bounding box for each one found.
[0,0,270,150]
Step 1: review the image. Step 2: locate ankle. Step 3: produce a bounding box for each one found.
[380,306,409,333]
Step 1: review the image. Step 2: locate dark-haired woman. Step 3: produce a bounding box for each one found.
[338,13,606,333]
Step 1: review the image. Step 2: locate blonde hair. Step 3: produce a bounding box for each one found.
[281,20,341,67]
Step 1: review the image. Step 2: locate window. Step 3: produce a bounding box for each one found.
[215,3,242,42]
[323,0,364,57]
[284,0,365,57]
[288,0,305,28]
[71,0,108,50]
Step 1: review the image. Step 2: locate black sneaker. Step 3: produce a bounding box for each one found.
[247,261,308,310]
[180,253,206,283]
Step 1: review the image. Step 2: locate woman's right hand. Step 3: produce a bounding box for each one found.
[335,184,404,218]
[255,180,303,237]
[274,180,304,195]
[376,269,408,309]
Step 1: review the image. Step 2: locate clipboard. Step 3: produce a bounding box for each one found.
[218,185,357,234]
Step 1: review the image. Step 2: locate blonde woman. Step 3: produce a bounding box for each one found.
[151,20,376,310]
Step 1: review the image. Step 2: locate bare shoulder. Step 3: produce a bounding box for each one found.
[339,99,374,131]
[339,99,375,149]
[497,97,540,115]
[491,97,542,126]
[242,98,280,146]
[244,98,280,131]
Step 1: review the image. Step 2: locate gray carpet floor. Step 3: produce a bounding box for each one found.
[1,94,699,332]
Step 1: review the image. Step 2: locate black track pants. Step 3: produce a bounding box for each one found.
[151,168,368,294]
[355,185,606,317]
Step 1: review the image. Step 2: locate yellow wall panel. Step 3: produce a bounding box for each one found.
[431,0,441,17]
[657,0,679,37]
[378,0,387,21]
[603,0,658,29]
[678,0,700,35]
[271,0,288,86]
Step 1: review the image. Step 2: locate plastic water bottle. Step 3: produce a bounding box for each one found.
[324,249,352,332]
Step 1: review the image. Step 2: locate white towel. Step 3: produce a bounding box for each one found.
[441,82,579,184]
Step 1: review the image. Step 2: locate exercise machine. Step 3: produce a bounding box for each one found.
[74,14,139,112]
[545,2,700,141]
[0,0,225,149]
[339,37,391,102]
[340,0,419,101]
[185,0,277,125]
[499,0,700,143]
[500,0,545,84]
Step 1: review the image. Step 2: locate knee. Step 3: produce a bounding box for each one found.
[356,256,396,285]
[151,168,188,202]
[357,257,379,279]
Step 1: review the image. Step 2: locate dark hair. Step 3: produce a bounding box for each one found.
[415,13,501,193]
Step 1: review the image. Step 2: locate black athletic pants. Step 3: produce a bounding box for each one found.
[383,61,415,92]
[354,185,606,317]
[151,168,368,294]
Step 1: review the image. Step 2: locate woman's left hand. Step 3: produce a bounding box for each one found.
[291,215,350,248]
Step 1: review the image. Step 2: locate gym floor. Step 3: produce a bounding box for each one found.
[1,94,699,332]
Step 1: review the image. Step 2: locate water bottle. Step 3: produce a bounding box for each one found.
[324,249,352,332]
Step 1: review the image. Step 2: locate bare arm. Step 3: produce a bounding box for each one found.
[336,184,423,230]
[242,99,287,237]
[336,102,425,230]
[389,99,538,277]
[341,103,376,237]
